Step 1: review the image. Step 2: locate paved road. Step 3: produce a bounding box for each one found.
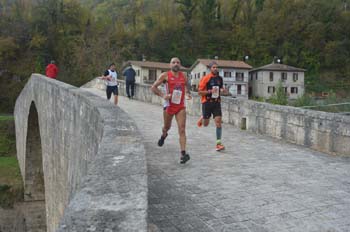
[87,89,350,232]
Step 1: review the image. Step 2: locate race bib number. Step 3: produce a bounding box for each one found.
[211,86,219,98]
[171,89,182,104]
[111,77,117,83]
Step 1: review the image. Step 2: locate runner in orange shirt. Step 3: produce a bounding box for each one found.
[151,57,192,164]
[197,61,228,151]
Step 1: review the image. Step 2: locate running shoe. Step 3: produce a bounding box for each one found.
[180,154,190,164]
[216,144,225,151]
[157,133,168,147]
[197,116,203,127]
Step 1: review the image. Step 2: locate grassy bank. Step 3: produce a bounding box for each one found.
[0,157,23,208]
[0,115,14,121]
[0,115,23,208]
[0,115,15,156]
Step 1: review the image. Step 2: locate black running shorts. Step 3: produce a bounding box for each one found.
[106,85,118,99]
[202,101,222,119]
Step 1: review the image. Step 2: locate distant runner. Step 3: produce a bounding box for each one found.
[100,63,119,106]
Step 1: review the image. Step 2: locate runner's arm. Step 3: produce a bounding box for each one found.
[220,87,229,95]
[198,76,211,96]
[100,70,111,80]
[151,72,168,99]
[184,73,192,99]
[220,76,228,94]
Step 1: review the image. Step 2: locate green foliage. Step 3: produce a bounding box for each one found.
[34,56,46,74]
[269,81,288,105]
[293,94,314,107]
[0,0,350,113]
[0,157,23,208]
[0,37,18,64]
[0,116,16,156]
[0,135,15,156]
[250,96,266,102]
[0,116,14,121]
[0,115,21,208]
[324,91,338,104]
[0,70,26,113]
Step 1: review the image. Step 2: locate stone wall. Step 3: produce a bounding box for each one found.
[15,74,148,231]
[87,78,350,156]
[0,206,24,232]
[0,201,47,232]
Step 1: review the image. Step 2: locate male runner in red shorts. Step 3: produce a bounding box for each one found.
[151,57,192,164]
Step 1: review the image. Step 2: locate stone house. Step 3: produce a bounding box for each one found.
[125,60,188,84]
[189,59,252,98]
[249,63,306,100]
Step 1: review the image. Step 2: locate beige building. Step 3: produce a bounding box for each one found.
[125,60,188,84]
[189,59,252,98]
[249,63,306,100]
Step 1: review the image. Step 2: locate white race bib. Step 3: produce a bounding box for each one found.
[171,89,182,104]
[211,86,220,98]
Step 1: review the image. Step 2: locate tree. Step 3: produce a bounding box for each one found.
[175,0,197,58]
[269,81,288,105]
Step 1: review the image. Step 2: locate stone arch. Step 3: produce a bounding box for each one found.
[24,101,45,201]
[22,101,47,231]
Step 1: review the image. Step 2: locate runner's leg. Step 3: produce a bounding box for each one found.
[113,86,118,105]
[106,86,112,100]
[158,110,173,146]
[175,109,186,151]
[163,111,173,137]
[175,109,190,163]
[203,102,212,127]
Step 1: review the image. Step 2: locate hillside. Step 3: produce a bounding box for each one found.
[0,0,349,113]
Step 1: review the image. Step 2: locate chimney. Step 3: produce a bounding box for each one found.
[142,54,146,62]
[214,56,219,60]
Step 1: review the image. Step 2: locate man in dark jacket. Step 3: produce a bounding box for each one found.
[123,63,136,99]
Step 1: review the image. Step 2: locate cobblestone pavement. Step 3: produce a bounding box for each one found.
[87,89,350,232]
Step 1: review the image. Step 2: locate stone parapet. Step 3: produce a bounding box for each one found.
[108,79,349,156]
[15,74,147,232]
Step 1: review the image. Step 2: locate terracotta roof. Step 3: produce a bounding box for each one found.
[250,63,306,72]
[192,59,252,70]
[127,60,188,71]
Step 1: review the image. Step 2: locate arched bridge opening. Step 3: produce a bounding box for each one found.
[24,101,47,230]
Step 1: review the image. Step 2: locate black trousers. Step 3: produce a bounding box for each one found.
[126,81,135,98]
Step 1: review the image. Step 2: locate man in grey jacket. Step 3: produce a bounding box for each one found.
[123,63,136,99]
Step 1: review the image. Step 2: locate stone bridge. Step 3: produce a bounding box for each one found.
[14,74,350,231]
[14,74,147,232]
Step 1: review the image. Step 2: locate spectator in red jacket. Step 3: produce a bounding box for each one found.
[45,60,59,79]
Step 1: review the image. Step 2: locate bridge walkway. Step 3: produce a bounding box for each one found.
[86,88,350,232]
